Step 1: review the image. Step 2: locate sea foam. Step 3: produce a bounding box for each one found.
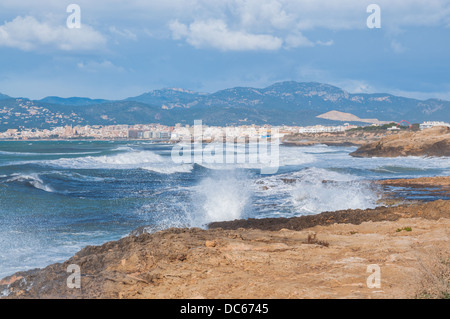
[5,173,55,193]
[189,170,252,226]
[40,150,191,174]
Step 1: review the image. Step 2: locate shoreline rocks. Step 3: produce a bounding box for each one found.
[1,199,449,299]
[281,130,399,147]
[350,127,450,157]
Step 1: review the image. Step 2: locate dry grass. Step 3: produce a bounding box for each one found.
[305,233,330,247]
[415,250,450,299]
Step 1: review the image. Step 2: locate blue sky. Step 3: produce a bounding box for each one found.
[0,0,449,100]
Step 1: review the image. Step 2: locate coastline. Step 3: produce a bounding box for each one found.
[0,128,399,144]
[1,176,449,299]
[281,130,399,147]
[350,127,450,158]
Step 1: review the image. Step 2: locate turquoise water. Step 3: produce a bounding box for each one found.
[0,140,449,278]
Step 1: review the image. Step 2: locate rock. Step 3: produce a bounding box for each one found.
[1,204,449,299]
[282,130,397,147]
[205,240,217,248]
[350,127,450,157]
[0,275,22,286]
[209,200,450,231]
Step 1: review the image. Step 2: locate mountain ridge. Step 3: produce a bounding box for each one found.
[0,81,449,130]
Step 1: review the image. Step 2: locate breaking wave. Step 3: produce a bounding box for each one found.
[142,164,194,174]
[254,167,380,216]
[4,173,54,193]
[289,168,380,213]
[0,150,101,156]
[189,170,253,226]
[39,150,192,174]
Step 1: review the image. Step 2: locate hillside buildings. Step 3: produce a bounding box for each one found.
[0,121,425,140]
[419,121,450,130]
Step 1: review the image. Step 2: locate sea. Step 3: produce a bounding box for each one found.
[0,140,449,278]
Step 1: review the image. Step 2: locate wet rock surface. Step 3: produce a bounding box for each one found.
[378,176,450,201]
[208,200,449,230]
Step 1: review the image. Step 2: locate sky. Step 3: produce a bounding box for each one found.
[0,0,449,100]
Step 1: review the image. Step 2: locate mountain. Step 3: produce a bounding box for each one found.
[39,96,109,106]
[126,88,207,109]
[127,81,450,123]
[0,82,449,130]
[0,93,12,100]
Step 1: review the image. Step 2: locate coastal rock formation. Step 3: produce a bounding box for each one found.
[282,130,399,147]
[208,199,450,231]
[1,200,449,299]
[378,176,450,197]
[350,127,450,157]
[379,176,450,188]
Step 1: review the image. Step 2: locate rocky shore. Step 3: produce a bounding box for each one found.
[378,176,450,198]
[379,176,450,188]
[1,176,449,299]
[350,127,450,157]
[281,130,399,147]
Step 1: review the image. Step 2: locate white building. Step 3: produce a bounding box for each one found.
[419,121,450,130]
[298,125,352,134]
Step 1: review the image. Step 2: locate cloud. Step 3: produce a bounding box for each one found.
[109,26,137,41]
[77,60,125,73]
[233,0,295,30]
[316,40,334,46]
[336,80,376,94]
[284,33,314,48]
[0,15,106,51]
[390,40,406,54]
[170,20,189,40]
[169,19,283,51]
[2,1,449,30]
[1,1,449,53]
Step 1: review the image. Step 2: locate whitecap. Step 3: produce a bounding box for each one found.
[0,150,101,156]
[142,164,194,174]
[189,170,252,226]
[5,173,55,193]
[254,167,380,216]
[40,150,166,169]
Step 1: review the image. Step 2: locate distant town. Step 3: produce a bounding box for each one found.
[0,121,449,141]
